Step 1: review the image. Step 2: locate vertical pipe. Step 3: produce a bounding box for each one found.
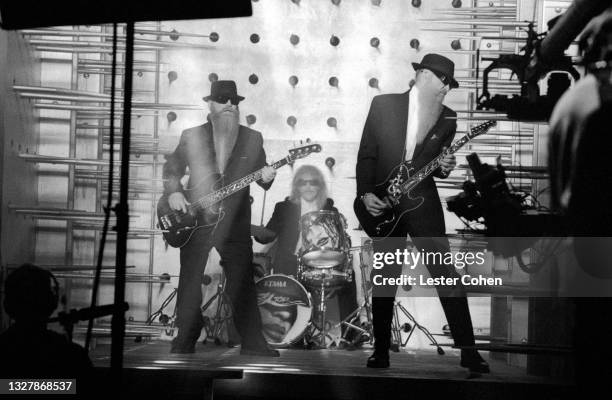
[111,20,134,381]
[64,35,79,312]
[147,21,162,322]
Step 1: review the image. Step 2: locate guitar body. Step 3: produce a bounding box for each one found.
[157,174,224,248]
[354,184,424,240]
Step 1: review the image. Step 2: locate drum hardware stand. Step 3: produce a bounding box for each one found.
[334,249,374,347]
[200,273,235,346]
[333,300,373,348]
[390,300,445,355]
[305,281,335,349]
[145,288,178,336]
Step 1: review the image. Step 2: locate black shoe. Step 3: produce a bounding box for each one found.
[170,338,196,354]
[366,351,390,368]
[240,346,280,357]
[460,350,490,373]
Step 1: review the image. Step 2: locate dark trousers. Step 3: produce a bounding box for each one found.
[370,217,476,353]
[176,227,267,349]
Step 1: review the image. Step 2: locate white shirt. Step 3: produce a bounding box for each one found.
[405,89,420,162]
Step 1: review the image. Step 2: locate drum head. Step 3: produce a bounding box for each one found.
[301,250,347,267]
[255,274,312,347]
[299,210,349,267]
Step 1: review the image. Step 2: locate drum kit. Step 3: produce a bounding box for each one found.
[256,210,372,349]
[151,210,440,352]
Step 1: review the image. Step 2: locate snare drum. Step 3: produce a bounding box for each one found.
[299,210,350,267]
[298,256,353,288]
[256,274,312,347]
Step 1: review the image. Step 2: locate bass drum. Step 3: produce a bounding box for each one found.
[255,274,312,347]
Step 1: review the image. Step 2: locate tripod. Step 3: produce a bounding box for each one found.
[146,289,178,336]
[390,300,445,355]
[200,273,236,346]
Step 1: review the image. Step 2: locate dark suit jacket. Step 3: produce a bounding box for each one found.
[356,91,457,235]
[255,198,337,275]
[163,122,272,243]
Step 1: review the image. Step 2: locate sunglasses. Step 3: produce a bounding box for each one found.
[418,68,449,86]
[211,95,241,105]
[297,179,321,187]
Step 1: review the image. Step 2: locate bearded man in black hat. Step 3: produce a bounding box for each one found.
[356,54,489,372]
[163,80,278,356]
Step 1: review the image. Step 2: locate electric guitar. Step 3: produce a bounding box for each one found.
[157,141,322,248]
[354,120,496,239]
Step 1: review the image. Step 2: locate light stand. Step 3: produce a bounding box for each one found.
[111,20,134,380]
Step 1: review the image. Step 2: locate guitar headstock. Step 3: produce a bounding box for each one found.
[288,139,322,161]
[468,120,496,139]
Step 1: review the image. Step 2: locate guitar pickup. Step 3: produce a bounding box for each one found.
[160,216,172,229]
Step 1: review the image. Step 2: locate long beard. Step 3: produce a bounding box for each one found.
[410,86,444,139]
[211,110,239,137]
[210,109,240,172]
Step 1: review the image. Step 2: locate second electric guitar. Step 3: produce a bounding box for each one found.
[354,120,496,239]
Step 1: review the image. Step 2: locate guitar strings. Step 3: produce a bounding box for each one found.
[161,155,293,221]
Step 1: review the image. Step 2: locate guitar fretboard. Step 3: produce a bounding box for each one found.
[399,120,494,192]
[189,157,290,213]
[401,135,470,190]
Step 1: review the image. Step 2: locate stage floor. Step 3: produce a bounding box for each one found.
[90,341,571,399]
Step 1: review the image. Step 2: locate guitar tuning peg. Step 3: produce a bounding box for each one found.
[300,140,303,145]
[306,138,311,143]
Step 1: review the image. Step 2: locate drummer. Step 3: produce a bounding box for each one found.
[254,165,362,344]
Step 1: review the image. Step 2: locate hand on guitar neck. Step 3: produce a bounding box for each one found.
[260,165,277,184]
[437,146,457,177]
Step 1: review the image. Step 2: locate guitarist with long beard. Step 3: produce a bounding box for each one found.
[356,54,489,372]
[163,80,278,356]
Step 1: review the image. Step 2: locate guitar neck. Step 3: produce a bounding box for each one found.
[401,134,471,190]
[191,157,290,212]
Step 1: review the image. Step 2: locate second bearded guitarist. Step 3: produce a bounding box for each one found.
[356,54,489,372]
[163,80,279,356]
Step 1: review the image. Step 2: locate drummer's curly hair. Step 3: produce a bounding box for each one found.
[290,165,328,209]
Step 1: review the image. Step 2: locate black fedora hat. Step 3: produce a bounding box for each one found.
[203,80,245,103]
[412,53,459,89]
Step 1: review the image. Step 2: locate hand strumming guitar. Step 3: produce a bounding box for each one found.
[361,192,390,217]
[168,192,190,213]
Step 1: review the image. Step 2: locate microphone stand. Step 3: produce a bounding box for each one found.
[49,302,129,342]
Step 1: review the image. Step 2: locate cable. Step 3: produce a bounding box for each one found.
[85,23,118,351]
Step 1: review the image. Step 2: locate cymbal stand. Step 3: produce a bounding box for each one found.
[334,250,373,346]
